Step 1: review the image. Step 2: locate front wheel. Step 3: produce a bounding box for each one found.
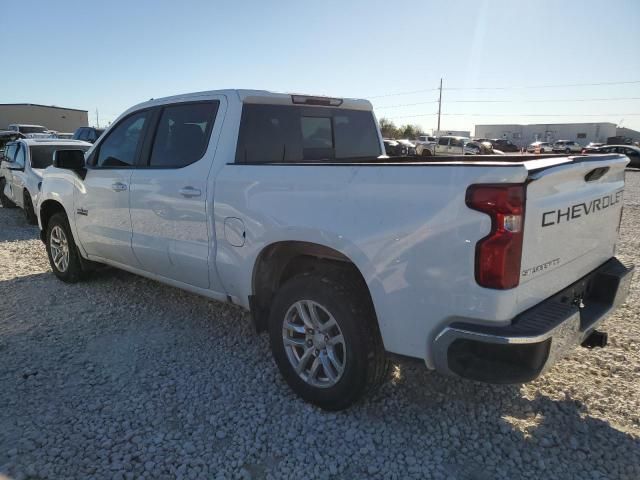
[565,148,571,154]
[45,212,85,283]
[268,271,390,410]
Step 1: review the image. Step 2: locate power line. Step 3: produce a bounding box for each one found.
[375,100,439,109]
[384,112,640,119]
[367,80,640,99]
[367,88,440,99]
[444,80,640,91]
[375,96,640,109]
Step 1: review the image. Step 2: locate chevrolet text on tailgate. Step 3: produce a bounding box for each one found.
[37,90,634,410]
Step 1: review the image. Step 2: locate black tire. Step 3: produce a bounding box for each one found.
[565,148,571,154]
[23,191,37,225]
[45,212,85,283]
[268,270,390,410]
[421,149,432,157]
[0,178,16,208]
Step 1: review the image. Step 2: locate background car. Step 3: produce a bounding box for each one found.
[383,139,407,156]
[0,138,91,223]
[7,124,53,138]
[435,136,469,155]
[414,135,437,156]
[584,145,640,168]
[490,138,520,152]
[527,141,553,153]
[55,133,75,139]
[552,140,582,153]
[465,140,498,155]
[73,126,105,144]
[396,139,417,156]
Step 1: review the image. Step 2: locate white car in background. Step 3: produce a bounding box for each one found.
[527,141,553,153]
[552,140,582,153]
[435,135,469,155]
[0,138,90,223]
[7,124,54,139]
[415,135,437,156]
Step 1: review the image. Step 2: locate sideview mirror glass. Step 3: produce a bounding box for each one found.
[53,150,85,170]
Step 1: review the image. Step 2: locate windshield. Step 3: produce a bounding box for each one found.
[30,145,90,169]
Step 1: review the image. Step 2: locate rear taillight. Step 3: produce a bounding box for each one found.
[466,184,526,289]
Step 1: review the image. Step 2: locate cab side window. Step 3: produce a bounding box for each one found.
[94,111,149,168]
[148,102,219,168]
[438,137,449,146]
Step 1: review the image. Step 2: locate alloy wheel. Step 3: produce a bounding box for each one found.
[282,300,346,388]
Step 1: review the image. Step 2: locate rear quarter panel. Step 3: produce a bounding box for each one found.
[214,162,530,364]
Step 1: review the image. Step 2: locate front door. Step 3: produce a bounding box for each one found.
[129,99,223,290]
[75,110,150,266]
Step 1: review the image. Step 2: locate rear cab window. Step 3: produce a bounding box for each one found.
[235,104,381,163]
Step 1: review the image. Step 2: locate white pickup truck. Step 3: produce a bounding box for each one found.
[37,90,634,410]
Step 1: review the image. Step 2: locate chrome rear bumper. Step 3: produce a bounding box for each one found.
[432,257,634,383]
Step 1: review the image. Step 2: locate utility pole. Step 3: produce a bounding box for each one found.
[437,78,442,134]
[95,109,100,128]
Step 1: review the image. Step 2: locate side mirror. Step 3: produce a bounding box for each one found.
[53,149,85,170]
[53,149,87,179]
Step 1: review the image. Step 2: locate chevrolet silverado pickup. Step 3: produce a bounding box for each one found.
[37,89,634,410]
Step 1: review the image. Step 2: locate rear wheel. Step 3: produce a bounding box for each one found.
[23,191,37,225]
[45,212,85,283]
[0,179,16,208]
[268,270,390,410]
[421,148,432,157]
[565,148,571,154]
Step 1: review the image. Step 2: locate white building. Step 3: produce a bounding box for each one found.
[433,129,471,138]
[474,122,617,148]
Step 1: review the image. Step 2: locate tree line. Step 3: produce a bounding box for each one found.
[378,118,425,140]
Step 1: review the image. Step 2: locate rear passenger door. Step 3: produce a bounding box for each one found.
[129,98,225,290]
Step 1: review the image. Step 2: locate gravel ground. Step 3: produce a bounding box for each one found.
[1,173,639,480]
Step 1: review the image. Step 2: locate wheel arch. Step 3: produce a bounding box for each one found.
[250,241,376,333]
[39,199,68,242]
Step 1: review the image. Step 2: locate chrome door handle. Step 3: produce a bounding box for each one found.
[111,182,128,192]
[179,186,202,198]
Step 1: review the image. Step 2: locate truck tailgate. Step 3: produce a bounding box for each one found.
[518,154,628,306]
